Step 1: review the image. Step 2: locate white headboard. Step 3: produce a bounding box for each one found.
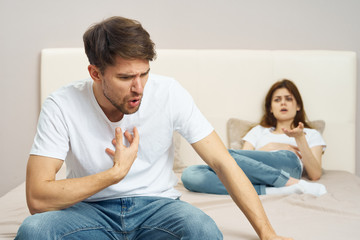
[41,49,357,173]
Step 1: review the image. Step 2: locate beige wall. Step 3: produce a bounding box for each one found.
[1,0,359,196]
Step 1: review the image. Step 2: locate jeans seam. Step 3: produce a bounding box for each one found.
[135,225,181,239]
[59,226,114,239]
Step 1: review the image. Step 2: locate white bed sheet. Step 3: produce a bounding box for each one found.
[1,170,360,240]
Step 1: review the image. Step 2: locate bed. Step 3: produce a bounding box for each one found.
[0,49,359,240]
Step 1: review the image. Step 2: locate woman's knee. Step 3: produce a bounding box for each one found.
[228,149,240,158]
[181,165,210,190]
[279,150,302,178]
[181,165,196,188]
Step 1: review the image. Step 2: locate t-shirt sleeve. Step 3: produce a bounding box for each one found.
[30,97,69,160]
[306,129,327,152]
[242,125,262,148]
[170,80,213,144]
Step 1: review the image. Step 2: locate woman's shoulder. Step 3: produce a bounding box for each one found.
[248,125,272,135]
[303,127,326,147]
[303,128,324,140]
[303,127,321,135]
[252,125,273,131]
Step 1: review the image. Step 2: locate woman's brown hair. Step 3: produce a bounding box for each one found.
[259,79,311,129]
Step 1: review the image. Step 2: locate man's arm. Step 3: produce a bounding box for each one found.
[191,131,292,240]
[26,127,139,214]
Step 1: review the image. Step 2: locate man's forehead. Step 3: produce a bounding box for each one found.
[107,56,150,74]
[115,68,150,76]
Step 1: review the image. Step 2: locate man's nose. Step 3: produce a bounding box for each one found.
[131,76,143,94]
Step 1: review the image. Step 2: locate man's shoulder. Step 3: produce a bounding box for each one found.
[43,78,92,111]
[148,73,176,85]
[146,73,180,94]
[49,78,91,100]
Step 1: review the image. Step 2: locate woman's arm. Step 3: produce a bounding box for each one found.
[244,140,302,159]
[243,123,322,179]
[282,123,323,180]
[242,141,255,150]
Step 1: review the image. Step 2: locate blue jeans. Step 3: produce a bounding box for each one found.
[15,196,222,240]
[181,150,302,195]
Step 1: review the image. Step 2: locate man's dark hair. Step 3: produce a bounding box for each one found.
[83,16,156,73]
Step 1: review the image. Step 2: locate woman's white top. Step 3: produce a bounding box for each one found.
[243,125,326,171]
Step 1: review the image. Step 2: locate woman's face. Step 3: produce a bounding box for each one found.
[270,88,300,122]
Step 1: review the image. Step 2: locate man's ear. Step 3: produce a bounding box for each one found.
[88,65,102,83]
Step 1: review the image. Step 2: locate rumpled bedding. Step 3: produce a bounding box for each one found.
[1,170,359,240]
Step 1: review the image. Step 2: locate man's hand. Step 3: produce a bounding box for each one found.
[106,127,140,183]
[26,127,140,213]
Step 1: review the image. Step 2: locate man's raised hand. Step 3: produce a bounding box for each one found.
[106,127,139,182]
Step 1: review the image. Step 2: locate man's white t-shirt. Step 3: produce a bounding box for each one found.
[30,74,213,202]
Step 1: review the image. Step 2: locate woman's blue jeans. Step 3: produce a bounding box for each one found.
[15,196,222,240]
[181,150,302,195]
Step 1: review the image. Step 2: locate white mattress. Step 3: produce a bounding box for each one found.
[1,170,360,240]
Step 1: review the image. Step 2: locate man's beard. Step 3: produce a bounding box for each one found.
[104,92,142,115]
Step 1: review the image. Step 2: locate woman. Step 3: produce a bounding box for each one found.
[181,79,327,196]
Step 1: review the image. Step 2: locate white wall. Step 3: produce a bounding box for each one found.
[0,0,359,196]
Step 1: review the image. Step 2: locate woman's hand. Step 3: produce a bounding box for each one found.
[282,122,305,139]
[284,122,323,180]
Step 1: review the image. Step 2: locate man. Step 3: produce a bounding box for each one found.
[16,16,291,240]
